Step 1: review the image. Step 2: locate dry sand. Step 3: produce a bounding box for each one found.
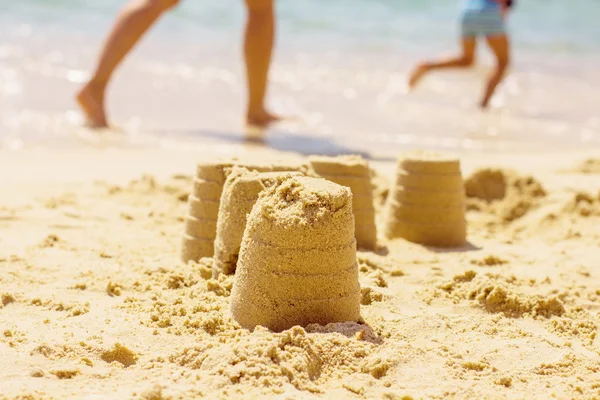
[213,168,303,277]
[309,155,378,250]
[231,176,361,332]
[383,152,466,247]
[181,156,309,263]
[2,148,600,399]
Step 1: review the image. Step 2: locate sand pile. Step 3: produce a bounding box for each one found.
[213,167,303,277]
[570,158,600,174]
[167,323,386,396]
[563,191,600,217]
[465,168,546,222]
[181,158,308,263]
[383,151,466,247]
[230,176,361,332]
[501,189,600,243]
[309,155,378,250]
[425,270,565,318]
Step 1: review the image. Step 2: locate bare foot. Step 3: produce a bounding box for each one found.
[76,82,108,128]
[246,109,282,128]
[407,64,429,90]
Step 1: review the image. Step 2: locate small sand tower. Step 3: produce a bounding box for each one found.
[230,176,361,332]
[383,151,466,247]
[181,160,232,263]
[213,167,303,278]
[309,155,377,250]
[181,158,309,263]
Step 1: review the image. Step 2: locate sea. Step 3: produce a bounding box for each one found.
[1,0,599,156]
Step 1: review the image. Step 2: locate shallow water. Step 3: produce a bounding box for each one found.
[1,0,599,155]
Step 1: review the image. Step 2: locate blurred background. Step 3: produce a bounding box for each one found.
[1,0,599,155]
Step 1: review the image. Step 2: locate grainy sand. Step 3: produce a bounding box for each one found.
[383,152,466,247]
[309,155,378,250]
[231,175,361,332]
[213,168,303,277]
[2,148,600,400]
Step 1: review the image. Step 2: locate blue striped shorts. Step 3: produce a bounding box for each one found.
[460,7,506,38]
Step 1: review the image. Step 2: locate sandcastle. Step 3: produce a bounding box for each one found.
[230,176,361,332]
[383,151,467,247]
[309,155,377,250]
[212,167,303,278]
[181,157,308,263]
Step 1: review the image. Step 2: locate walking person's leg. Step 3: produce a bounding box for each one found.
[407,38,477,89]
[243,0,279,127]
[77,0,180,128]
[480,34,510,108]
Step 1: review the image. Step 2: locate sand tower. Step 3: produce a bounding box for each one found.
[309,155,377,250]
[230,176,361,332]
[181,157,309,263]
[213,167,303,278]
[383,151,466,247]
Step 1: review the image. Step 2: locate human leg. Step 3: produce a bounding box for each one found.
[243,0,280,127]
[77,0,180,127]
[480,34,510,108]
[407,37,477,89]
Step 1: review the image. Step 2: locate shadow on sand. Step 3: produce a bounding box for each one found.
[307,321,383,345]
[426,241,481,253]
[151,128,397,162]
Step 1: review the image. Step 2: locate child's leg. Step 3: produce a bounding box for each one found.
[480,34,510,108]
[77,0,180,128]
[408,37,477,89]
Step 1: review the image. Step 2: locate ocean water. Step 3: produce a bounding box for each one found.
[1,0,599,155]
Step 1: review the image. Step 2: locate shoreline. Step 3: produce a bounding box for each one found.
[2,9,600,154]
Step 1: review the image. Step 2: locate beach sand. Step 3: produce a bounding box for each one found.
[2,147,600,399]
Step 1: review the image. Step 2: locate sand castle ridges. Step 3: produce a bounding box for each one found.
[309,155,377,250]
[231,176,361,332]
[212,167,303,277]
[181,157,309,263]
[383,151,467,247]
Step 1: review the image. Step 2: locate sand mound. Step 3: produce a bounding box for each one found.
[465,168,546,222]
[517,190,600,242]
[309,155,378,250]
[1,292,16,307]
[383,151,466,247]
[570,158,600,174]
[426,271,565,318]
[564,191,600,217]
[100,343,138,367]
[169,324,385,394]
[511,190,600,242]
[213,167,303,277]
[230,176,361,332]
